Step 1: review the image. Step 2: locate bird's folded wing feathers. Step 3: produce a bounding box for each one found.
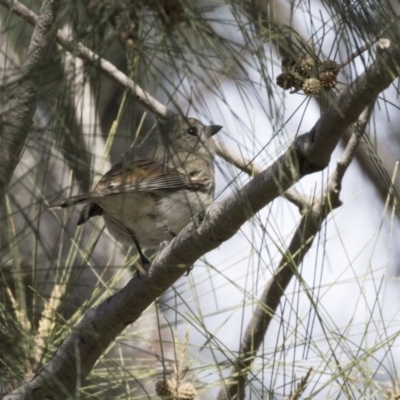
[49,160,211,208]
[94,159,211,194]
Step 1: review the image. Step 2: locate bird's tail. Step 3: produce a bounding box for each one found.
[49,193,97,209]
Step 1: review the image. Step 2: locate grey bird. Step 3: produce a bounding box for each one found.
[52,116,222,265]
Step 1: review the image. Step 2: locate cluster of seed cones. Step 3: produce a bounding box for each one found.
[276,55,340,95]
[156,378,196,400]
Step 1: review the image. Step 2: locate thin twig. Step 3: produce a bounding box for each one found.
[338,15,400,68]
[214,139,263,177]
[214,139,311,210]
[0,0,175,120]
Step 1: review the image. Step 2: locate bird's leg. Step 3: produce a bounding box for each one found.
[133,237,151,266]
[127,229,151,276]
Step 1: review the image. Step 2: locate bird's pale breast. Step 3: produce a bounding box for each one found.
[98,189,211,248]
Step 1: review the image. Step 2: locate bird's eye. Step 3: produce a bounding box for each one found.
[187,127,198,136]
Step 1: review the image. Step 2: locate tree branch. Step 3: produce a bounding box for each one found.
[0,0,60,199]
[217,106,373,400]
[0,0,176,120]
[4,35,400,399]
[214,139,311,210]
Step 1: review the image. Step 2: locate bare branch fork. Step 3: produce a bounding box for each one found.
[217,106,373,400]
[1,2,400,400]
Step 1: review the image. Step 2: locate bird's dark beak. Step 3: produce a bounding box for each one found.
[209,125,223,136]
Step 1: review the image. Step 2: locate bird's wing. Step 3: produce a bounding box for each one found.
[94,159,211,195]
[49,159,213,210]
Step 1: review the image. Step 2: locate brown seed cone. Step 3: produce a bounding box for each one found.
[276,72,303,90]
[276,72,294,89]
[302,78,321,95]
[321,59,340,75]
[156,379,177,398]
[319,71,337,89]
